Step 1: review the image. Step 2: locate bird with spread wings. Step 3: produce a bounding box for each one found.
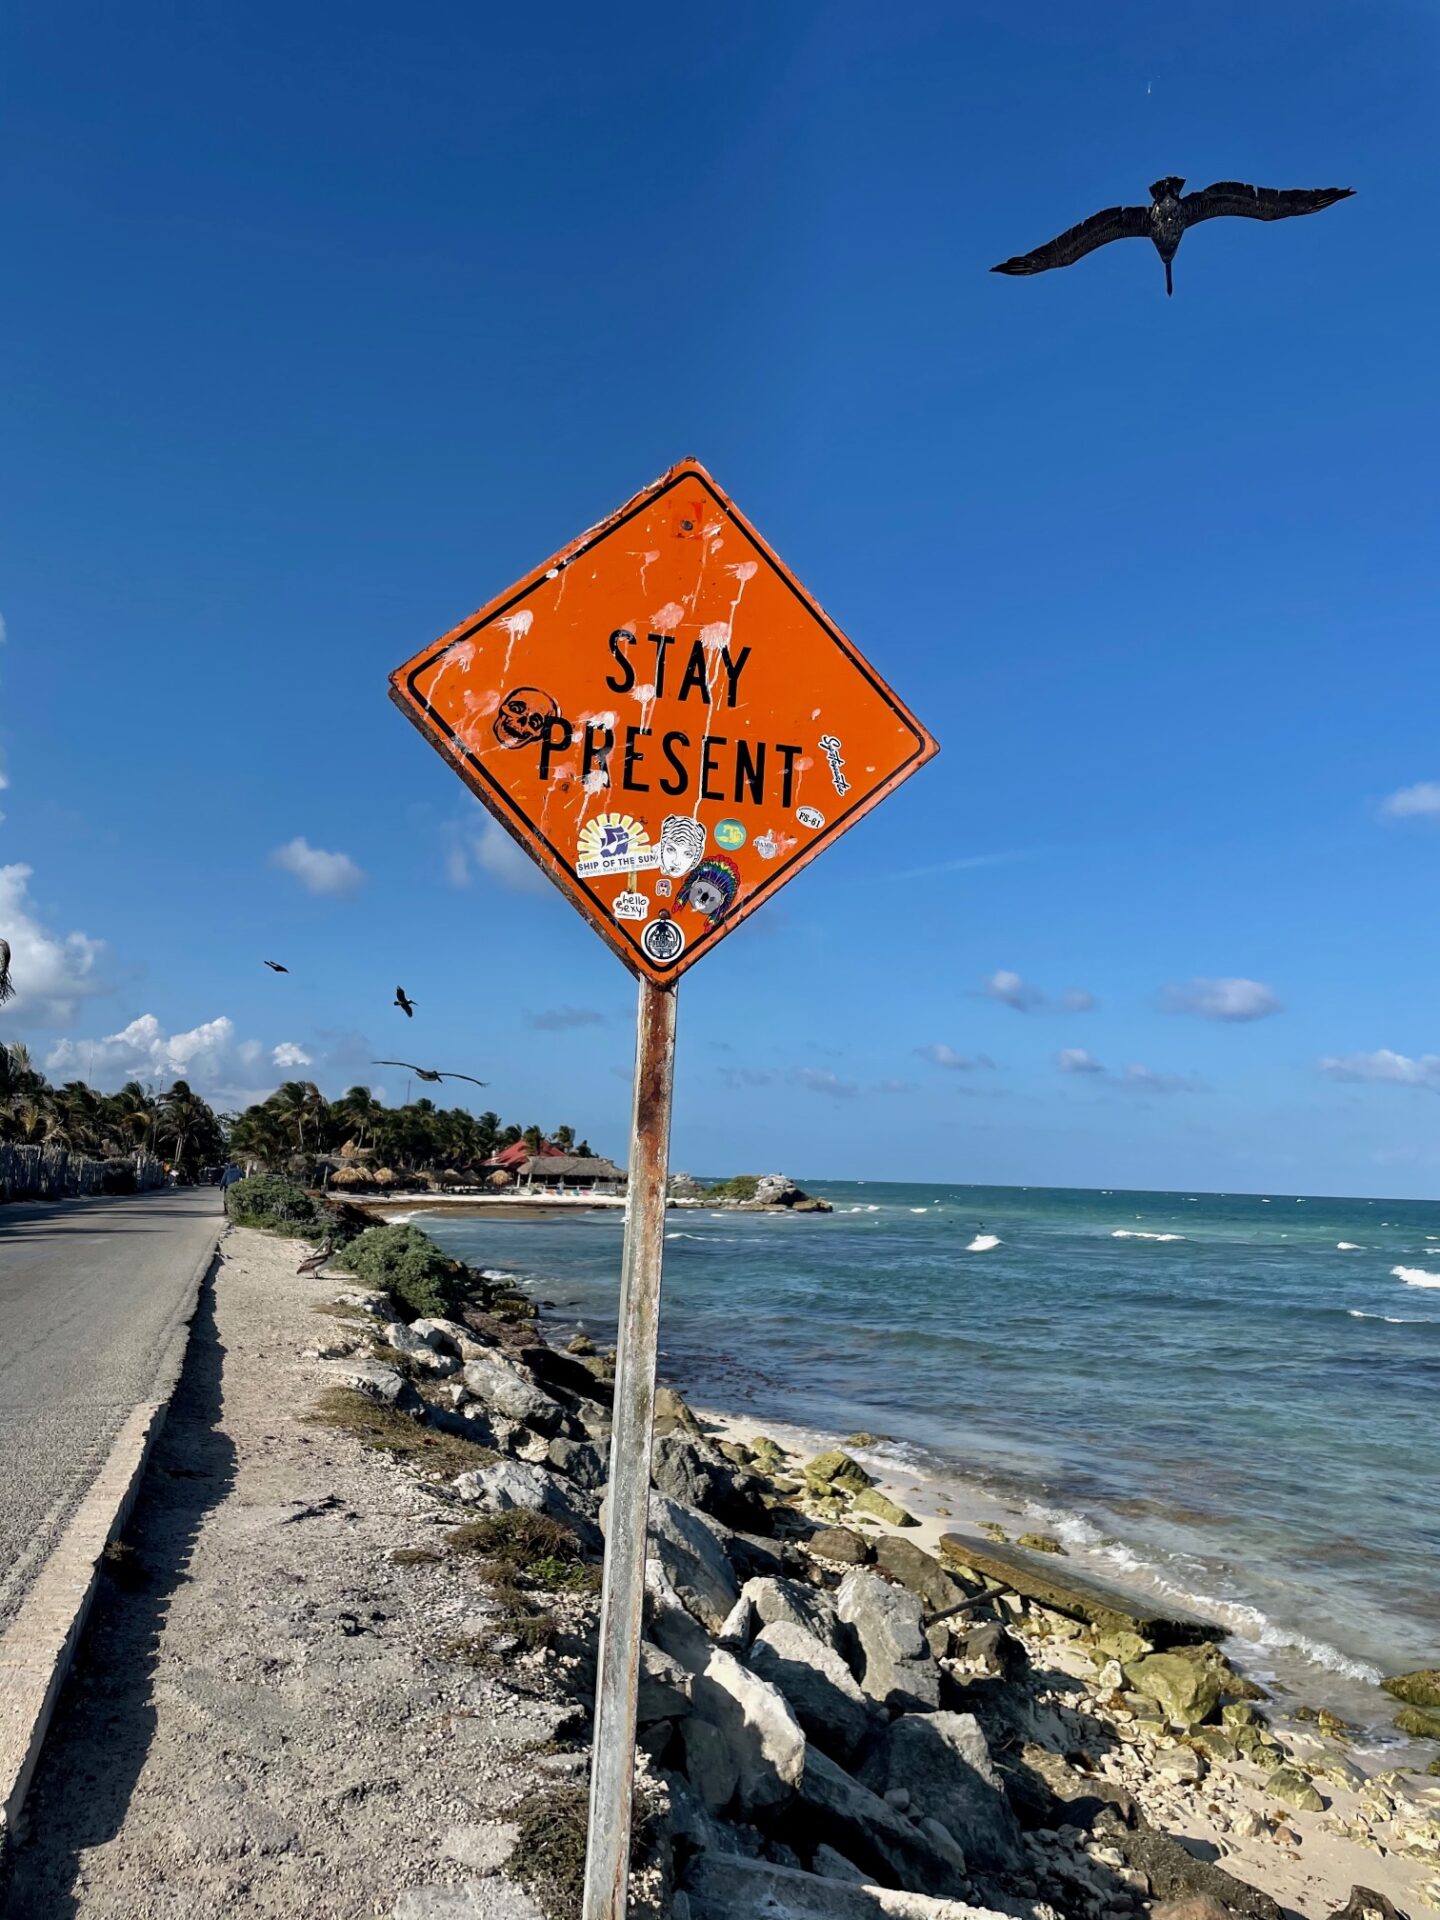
[371,1060,489,1088]
[992,176,1354,295]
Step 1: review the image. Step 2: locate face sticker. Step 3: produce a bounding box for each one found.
[754,831,779,859]
[576,813,659,877]
[655,877,673,897]
[613,891,649,922]
[796,806,825,830]
[817,734,851,796]
[493,687,559,750]
[678,853,741,927]
[658,813,707,879]
[714,818,747,852]
[641,914,686,964]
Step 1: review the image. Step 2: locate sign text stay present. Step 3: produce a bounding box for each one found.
[390,460,938,983]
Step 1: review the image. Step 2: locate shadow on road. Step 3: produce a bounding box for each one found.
[3,1259,237,1918]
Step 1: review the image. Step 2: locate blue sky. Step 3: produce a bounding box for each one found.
[3,0,1438,1194]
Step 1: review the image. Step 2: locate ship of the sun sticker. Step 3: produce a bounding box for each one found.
[576,812,659,878]
[677,853,741,927]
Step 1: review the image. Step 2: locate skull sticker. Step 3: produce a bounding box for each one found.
[493,687,559,750]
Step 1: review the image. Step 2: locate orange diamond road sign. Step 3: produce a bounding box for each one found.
[390,460,938,984]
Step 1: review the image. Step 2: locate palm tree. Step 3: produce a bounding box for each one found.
[333,1085,382,1150]
[552,1123,576,1153]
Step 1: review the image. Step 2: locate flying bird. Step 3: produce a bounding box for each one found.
[371,1060,489,1088]
[263,960,289,973]
[394,986,416,1017]
[0,938,13,1004]
[992,176,1354,296]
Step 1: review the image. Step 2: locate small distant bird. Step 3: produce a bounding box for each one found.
[992,176,1354,296]
[394,986,416,1017]
[0,938,13,1004]
[372,1060,489,1088]
[263,960,289,973]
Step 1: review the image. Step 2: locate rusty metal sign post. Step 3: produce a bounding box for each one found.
[389,460,936,1920]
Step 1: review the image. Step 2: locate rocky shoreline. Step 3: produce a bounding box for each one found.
[306,1242,1439,1920]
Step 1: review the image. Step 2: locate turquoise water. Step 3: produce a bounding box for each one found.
[416,1182,1440,1736]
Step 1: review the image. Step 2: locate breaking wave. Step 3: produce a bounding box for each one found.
[1393,1266,1440,1289]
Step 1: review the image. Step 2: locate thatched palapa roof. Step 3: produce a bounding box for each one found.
[518,1154,625,1183]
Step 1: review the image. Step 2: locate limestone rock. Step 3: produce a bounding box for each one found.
[654,1385,705,1436]
[791,1749,968,1898]
[963,1623,1027,1683]
[639,1640,693,1725]
[647,1493,741,1631]
[740,1575,844,1653]
[874,1538,967,1614]
[748,1621,873,1765]
[546,1436,608,1489]
[450,1458,600,1549]
[1152,1899,1234,1920]
[652,1428,767,1532]
[806,1450,875,1493]
[1125,1648,1224,1730]
[461,1352,559,1430]
[854,1489,918,1527]
[680,1715,741,1812]
[1394,1705,1440,1740]
[837,1569,941,1714]
[689,1644,806,1812]
[1154,1745,1207,1783]
[1326,1889,1413,1920]
[1383,1670,1440,1709]
[1016,1532,1066,1555]
[809,1528,873,1566]
[1266,1765,1325,1813]
[321,1357,416,1410]
[857,1711,1023,1873]
[683,1853,1004,1916]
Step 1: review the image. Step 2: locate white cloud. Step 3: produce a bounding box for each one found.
[916,1043,995,1071]
[1161,977,1282,1022]
[47,1014,241,1089]
[1057,1047,1104,1074]
[791,1066,859,1099]
[272,1042,313,1068]
[445,816,550,895]
[0,864,106,1025]
[984,969,1044,1013]
[1120,1063,1203,1095]
[270,837,365,896]
[1381,782,1440,821]
[1055,1049,1200,1093]
[1320,1050,1440,1093]
[1061,988,1097,1012]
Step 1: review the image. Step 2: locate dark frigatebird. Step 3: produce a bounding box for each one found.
[394,986,416,1017]
[263,960,289,973]
[992,176,1354,295]
[371,1060,489,1088]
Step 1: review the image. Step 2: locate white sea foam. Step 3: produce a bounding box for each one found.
[1336,1242,1363,1251]
[1348,1310,1415,1323]
[965,1234,1001,1252]
[479,1267,523,1283]
[1393,1266,1440,1288]
[910,1207,929,1214]
[1111,1230,1185,1242]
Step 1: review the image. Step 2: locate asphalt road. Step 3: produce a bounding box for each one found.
[0,1188,222,1635]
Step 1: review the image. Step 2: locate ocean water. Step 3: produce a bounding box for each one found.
[417,1182,1440,1740]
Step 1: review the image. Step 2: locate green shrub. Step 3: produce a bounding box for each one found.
[224,1174,327,1237]
[705,1173,759,1201]
[330,1223,469,1320]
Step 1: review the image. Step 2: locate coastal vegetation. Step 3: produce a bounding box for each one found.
[0,1042,595,1190]
[329,1222,472,1319]
[0,1041,225,1176]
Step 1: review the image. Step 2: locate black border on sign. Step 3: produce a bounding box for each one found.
[396,467,936,981]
